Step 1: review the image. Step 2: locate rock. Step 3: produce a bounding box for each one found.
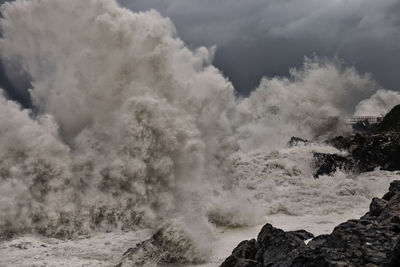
[325,135,353,151]
[231,239,258,260]
[325,131,400,173]
[323,105,400,174]
[369,197,387,217]
[288,137,311,147]
[313,152,354,178]
[220,256,262,267]
[220,224,308,267]
[287,230,315,241]
[386,237,400,267]
[383,180,400,201]
[375,104,400,133]
[118,224,205,266]
[351,132,400,172]
[255,224,305,266]
[221,180,400,267]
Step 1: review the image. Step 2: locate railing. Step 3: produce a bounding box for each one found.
[347,116,383,125]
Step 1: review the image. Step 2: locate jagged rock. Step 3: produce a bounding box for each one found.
[255,224,306,266]
[221,255,262,267]
[326,132,400,173]
[220,224,309,267]
[287,230,315,241]
[375,104,400,133]
[369,197,387,217]
[231,239,258,259]
[221,180,400,267]
[325,135,353,151]
[313,152,354,177]
[351,132,400,172]
[386,237,400,267]
[117,224,205,266]
[288,137,311,147]
[325,105,400,174]
[383,180,400,201]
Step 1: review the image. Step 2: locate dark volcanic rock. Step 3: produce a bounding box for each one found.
[221,256,262,267]
[383,180,400,201]
[287,230,315,241]
[325,135,353,151]
[255,224,306,266]
[369,197,387,217]
[376,104,400,133]
[325,105,400,173]
[117,224,205,266]
[220,224,308,267]
[288,137,311,147]
[221,180,400,267]
[351,131,400,172]
[313,152,355,178]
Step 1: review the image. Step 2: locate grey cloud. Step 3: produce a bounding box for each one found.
[118,0,400,94]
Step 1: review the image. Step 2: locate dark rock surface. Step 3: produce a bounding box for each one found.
[287,230,315,241]
[221,224,310,267]
[376,105,400,133]
[313,152,354,178]
[221,180,400,267]
[117,224,205,266]
[288,137,312,147]
[322,104,400,175]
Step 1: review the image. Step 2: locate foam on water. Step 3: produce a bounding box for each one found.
[0,0,399,265]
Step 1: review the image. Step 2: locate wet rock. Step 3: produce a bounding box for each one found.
[375,104,400,133]
[287,230,315,241]
[118,224,205,266]
[220,224,308,267]
[288,137,311,147]
[369,197,387,217]
[313,152,354,177]
[221,180,400,267]
[325,131,400,173]
[325,135,353,151]
[386,237,400,267]
[255,224,305,266]
[231,239,258,259]
[220,255,262,267]
[351,132,400,172]
[324,105,400,174]
[383,180,400,201]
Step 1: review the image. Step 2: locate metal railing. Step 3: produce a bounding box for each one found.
[347,116,383,124]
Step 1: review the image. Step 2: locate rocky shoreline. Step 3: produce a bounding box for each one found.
[221,179,400,267]
[314,104,400,177]
[221,105,400,266]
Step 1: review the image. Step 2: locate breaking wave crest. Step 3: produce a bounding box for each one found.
[0,0,399,263]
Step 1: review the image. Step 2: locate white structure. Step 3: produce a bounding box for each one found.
[347,116,383,125]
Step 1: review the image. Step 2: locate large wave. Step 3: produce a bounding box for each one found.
[0,0,398,264]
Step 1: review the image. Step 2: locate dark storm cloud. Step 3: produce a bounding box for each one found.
[118,0,400,94]
[0,0,32,107]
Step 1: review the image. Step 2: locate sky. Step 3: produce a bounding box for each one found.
[0,0,399,104]
[118,0,400,95]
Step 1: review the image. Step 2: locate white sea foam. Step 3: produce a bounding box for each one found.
[0,0,399,265]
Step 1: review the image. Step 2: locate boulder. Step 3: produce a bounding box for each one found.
[375,104,400,133]
[313,152,355,178]
[324,105,400,174]
[288,137,312,147]
[221,180,400,267]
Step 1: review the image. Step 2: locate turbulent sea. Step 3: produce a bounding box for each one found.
[1,0,400,266]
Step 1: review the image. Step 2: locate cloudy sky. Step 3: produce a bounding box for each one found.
[0,0,399,104]
[119,0,400,95]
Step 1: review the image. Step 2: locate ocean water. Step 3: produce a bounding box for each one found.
[1,0,400,266]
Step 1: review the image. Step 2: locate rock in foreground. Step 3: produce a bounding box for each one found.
[221,180,400,267]
[117,224,206,266]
